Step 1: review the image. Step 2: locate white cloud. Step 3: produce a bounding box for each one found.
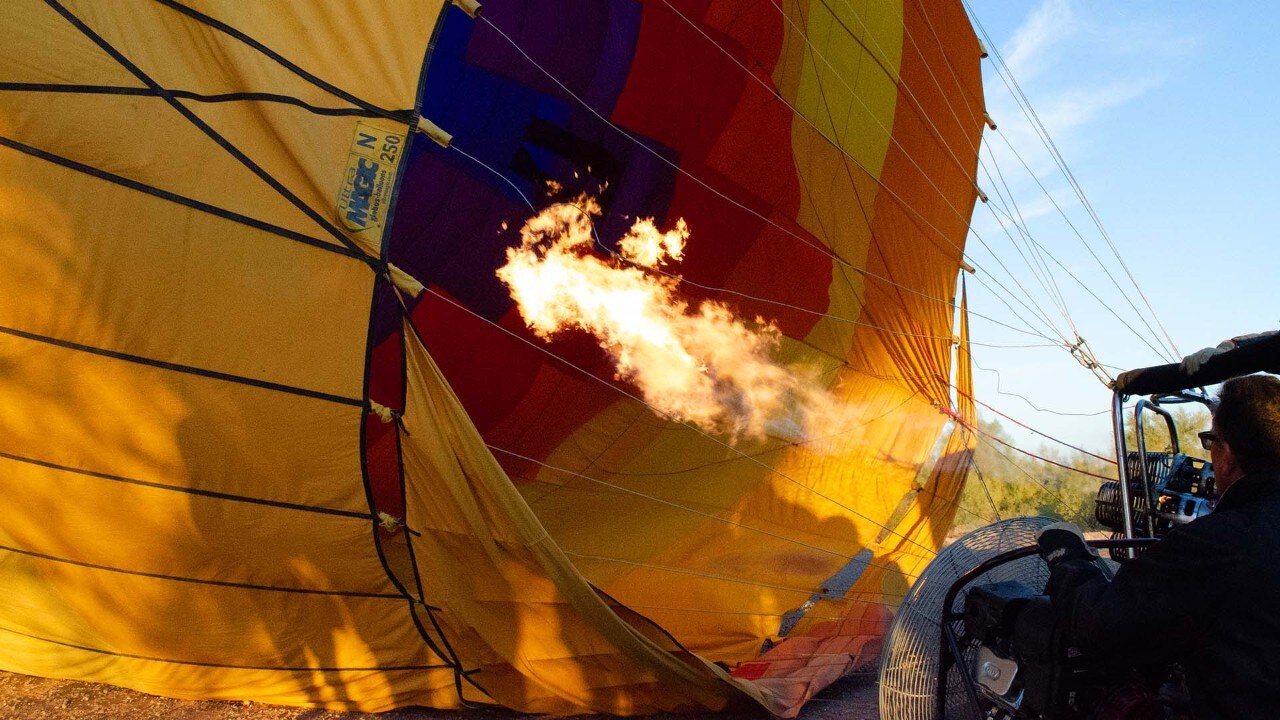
[1033,77,1159,138]
[1001,0,1075,83]
[975,0,1188,203]
[961,1,1210,448]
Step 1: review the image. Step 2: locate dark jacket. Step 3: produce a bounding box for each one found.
[1049,468,1280,720]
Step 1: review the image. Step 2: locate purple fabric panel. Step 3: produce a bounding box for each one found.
[385,0,680,325]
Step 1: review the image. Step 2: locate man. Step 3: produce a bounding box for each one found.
[1037,374,1280,719]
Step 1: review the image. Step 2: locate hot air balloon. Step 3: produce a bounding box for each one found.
[0,0,985,715]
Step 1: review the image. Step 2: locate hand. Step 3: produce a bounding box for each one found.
[1180,342,1231,374]
[1180,332,1277,374]
[1036,522,1096,567]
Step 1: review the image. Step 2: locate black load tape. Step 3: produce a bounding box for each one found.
[1114,334,1280,396]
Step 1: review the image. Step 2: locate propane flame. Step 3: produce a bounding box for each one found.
[497,198,847,443]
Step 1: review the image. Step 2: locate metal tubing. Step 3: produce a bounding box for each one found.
[1134,399,1179,536]
[1135,399,1180,455]
[1113,392,1137,542]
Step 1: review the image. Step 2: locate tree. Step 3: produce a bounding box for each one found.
[1121,403,1211,458]
[954,417,1107,533]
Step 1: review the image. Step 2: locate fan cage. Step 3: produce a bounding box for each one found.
[878,517,1055,720]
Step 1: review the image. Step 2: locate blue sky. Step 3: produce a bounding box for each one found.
[957,0,1279,451]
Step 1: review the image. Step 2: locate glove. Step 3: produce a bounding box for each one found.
[1180,342,1231,375]
[1036,522,1097,568]
[1181,331,1278,374]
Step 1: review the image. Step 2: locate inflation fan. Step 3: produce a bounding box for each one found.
[879,516,1055,720]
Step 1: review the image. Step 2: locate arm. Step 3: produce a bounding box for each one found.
[1051,515,1247,658]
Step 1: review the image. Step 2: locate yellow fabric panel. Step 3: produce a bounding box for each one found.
[0,396,444,711]
[185,1,440,112]
[2,4,142,86]
[790,0,904,171]
[138,100,407,256]
[397,326,774,715]
[0,550,423,670]
[0,332,368,515]
[0,329,446,710]
[2,1,437,257]
[823,289,977,644]
[775,0,903,178]
[1,1,334,249]
[781,0,903,361]
[0,629,456,712]
[521,373,942,664]
[0,146,372,400]
[0,90,331,247]
[0,454,389,595]
[39,1,348,98]
[0,1,450,710]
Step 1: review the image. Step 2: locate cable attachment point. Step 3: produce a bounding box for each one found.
[451,0,482,18]
[387,263,425,298]
[976,187,989,203]
[1066,335,1114,386]
[415,117,453,148]
[368,399,412,436]
[368,399,397,424]
[377,511,404,533]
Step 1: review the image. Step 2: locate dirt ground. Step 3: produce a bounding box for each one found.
[0,670,880,720]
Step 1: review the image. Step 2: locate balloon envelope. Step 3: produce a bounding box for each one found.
[0,0,983,714]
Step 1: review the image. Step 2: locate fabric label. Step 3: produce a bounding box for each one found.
[337,121,405,235]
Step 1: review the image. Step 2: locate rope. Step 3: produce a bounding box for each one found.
[450,143,537,213]
[698,1,1072,345]
[971,359,1113,418]
[963,2,1180,362]
[976,162,1076,336]
[819,0,1173,384]
[971,435,1091,513]
[767,1,1106,358]
[978,149,1078,335]
[956,389,1116,464]
[834,0,1175,367]
[965,421,1114,483]
[968,453,1003,522]
[973,2,1181,359]
[988,129,1175,363]
[893,0,1165,366]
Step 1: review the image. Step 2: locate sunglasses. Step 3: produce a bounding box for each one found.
[1199,431,1223,451]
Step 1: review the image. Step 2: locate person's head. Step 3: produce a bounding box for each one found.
[1207,374,1280,493]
